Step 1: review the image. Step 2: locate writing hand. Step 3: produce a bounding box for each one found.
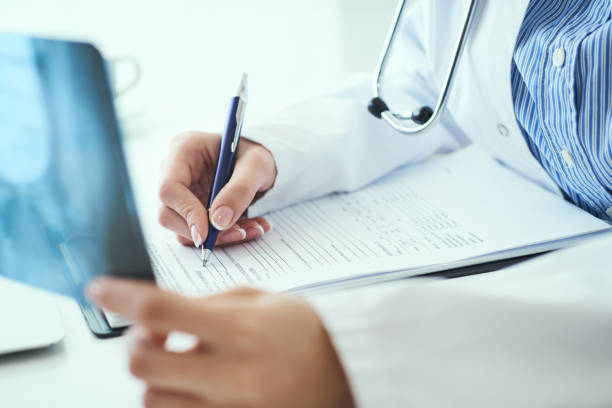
[158,131,277,247]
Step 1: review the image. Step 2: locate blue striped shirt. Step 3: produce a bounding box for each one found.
[511,0,612,221]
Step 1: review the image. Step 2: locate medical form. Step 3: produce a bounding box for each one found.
[147,146,611,297]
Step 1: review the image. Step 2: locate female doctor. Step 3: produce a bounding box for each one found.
[88,0,612,406]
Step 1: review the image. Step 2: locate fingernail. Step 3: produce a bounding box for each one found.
[210,206,234,230]
[219,227,247,244]
[191,225,203,247]
[235,226,247,240]
[245,224,265,238]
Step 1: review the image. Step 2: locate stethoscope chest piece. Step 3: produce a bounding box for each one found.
[368,97,433,125]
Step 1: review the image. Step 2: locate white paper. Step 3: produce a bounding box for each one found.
[148,146,610,297]
[103,309,133,328]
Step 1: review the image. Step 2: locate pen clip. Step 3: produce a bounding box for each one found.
[231,73,248,153]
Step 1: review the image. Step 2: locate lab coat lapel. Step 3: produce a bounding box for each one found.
[446,0,561,193]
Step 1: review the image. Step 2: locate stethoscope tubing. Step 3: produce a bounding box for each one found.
[370,0,480,135]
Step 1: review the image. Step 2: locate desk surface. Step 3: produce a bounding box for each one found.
[0,1,395,406]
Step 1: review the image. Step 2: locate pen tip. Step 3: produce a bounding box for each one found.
[202,249,212,268]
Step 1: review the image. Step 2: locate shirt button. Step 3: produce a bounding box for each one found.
[560,149,575,167]
[552,48,566,67]
[607,207,612,219]
[497,123,509,137]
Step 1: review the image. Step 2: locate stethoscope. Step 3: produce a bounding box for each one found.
[368,0,480,134]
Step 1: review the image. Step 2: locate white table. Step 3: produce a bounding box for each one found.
[0,1,396,406]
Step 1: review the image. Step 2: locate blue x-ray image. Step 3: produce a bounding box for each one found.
[0,33,154,302]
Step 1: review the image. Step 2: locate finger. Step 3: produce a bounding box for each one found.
[144,388,206,408]
[167,216,270,247]
[208,152,270,231]
[253,217,272,232]
[129,341,206,393]
[158,204,190,240]
[134,345,238,403]
[237,217,271,234]
[217,217,272,245]
[159,176,208,248]
[238,217,271,240]
[86,278,228,341]
[224,286,264,297]
[176,234,193,246]
[127,325,168,348]
[216,225,247,245]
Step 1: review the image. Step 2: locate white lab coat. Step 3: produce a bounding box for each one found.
[244,0,612,406]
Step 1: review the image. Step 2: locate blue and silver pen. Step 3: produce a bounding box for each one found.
[201,73,248,267]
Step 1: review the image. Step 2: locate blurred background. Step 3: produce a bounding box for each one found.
[0,0,398,132]
[0,0,399,224]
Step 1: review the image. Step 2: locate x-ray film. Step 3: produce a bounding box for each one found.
[0,34,154,302]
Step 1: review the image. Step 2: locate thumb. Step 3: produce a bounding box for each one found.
[158,181,209,246]
[209,158,266,231]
